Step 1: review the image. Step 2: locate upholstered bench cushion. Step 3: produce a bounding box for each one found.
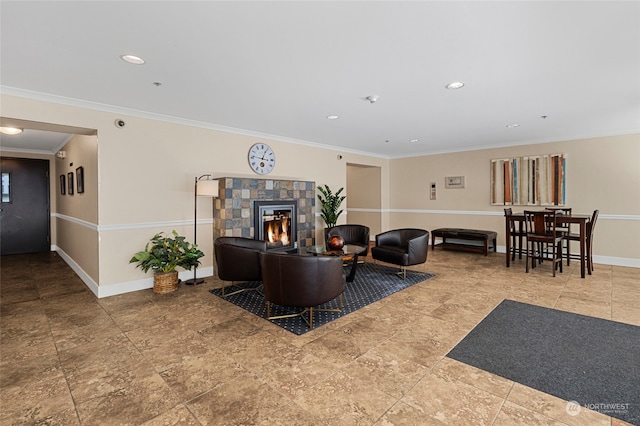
[431,228,497,256]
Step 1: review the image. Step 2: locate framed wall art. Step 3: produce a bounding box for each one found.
[76,166,84,194]
[491,153,566,206]
[67,172,74,195]
[60,174,66,195]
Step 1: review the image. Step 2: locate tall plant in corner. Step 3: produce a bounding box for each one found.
[317,184,346,228]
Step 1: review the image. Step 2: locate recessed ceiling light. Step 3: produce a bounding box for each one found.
[0,127,23,135]
[410,139,419,143]
[120,54,145,65]
[506,124,520,128]
[445,82,465,90]
[326,115,339,120]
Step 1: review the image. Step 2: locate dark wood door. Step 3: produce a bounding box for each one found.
[0,157,50,255]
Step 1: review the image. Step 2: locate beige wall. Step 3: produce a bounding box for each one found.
[346,164,382,238]
[54,134,99,281]
[0,94,389,296]
[2,92,638,297]
[387,133,640,262]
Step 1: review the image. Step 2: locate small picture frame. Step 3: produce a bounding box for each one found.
[67,172,74,195]
[60,174,66,195]
[76,166,84,194]
[445,176,465,189]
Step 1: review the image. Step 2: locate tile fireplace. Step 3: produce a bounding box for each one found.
[212,177,316,249]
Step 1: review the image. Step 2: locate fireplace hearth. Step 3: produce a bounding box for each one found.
[254,200,298,251]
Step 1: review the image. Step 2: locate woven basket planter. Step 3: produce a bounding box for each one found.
[153,271,179,294]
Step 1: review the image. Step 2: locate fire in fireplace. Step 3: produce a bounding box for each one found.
[254,200,298,251]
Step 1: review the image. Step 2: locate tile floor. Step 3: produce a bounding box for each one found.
[1,248,638,425]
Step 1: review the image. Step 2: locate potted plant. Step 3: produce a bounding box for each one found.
[317,184,345,229]
[129,230,204,294]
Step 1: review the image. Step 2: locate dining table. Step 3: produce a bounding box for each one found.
[505,212,592,278]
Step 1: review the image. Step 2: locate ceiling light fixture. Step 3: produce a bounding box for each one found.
[0,127,23,135]
[120,54,145,65]
[326,115,339,120]
[506,124,520,128]
[366,95,379,104]
[410,139,419,143]
[445,82,465,90]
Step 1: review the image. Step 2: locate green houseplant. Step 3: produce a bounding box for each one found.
[317,184,345,229]
[129,231,204,294]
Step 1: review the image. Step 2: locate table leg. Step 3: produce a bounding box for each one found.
[505,217,512,267]
[346,254,359,282]
[579,220,586,278]
[518,220,524,259]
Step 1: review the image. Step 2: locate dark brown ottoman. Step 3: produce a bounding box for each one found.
[431,228,497,256]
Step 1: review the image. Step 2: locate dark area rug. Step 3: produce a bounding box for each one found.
[447,299,640,425]
[210,262,434,335]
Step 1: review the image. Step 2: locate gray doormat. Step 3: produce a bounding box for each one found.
[447,299,640,425]
[210,262,434,335]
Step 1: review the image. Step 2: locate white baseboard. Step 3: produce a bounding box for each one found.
[96,267,215,298]
[54,245,637,298]
[52,247,214,298]
[494,245,640,268]
[54,247,100,297]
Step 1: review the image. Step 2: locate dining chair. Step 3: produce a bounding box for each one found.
[524,210,564,277]
[567,209,599,275]
[504,208,525,261]
[546,207,572,264]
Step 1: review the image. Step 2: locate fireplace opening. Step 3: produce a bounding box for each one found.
[254,200,297,251]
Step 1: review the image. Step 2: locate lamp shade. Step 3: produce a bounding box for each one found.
[196,179,218,197]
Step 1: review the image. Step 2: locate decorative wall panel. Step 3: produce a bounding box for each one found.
[491,154,566,206]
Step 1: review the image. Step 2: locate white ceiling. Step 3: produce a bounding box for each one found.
[1,1,639,158]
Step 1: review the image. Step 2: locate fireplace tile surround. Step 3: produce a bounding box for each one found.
[213,177,316,248]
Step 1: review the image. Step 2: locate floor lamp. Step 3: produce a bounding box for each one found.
[185,174,218,285]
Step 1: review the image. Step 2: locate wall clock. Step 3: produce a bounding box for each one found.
[248,143,275,175]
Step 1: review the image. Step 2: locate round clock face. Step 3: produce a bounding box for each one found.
[248,143,275,175]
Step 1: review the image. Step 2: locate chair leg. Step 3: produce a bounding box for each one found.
[395,267,407,279]
[518,234,523,259]
[552,242,556,277]
[309,307,313,329]
[550,240,563,277]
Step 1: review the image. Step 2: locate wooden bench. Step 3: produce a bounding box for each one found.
[431,228,497,256]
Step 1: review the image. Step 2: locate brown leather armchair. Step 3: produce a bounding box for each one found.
[259,252,346,329]
[326,224,370,258]
[371,228,429,279]
[214,237,266,296]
